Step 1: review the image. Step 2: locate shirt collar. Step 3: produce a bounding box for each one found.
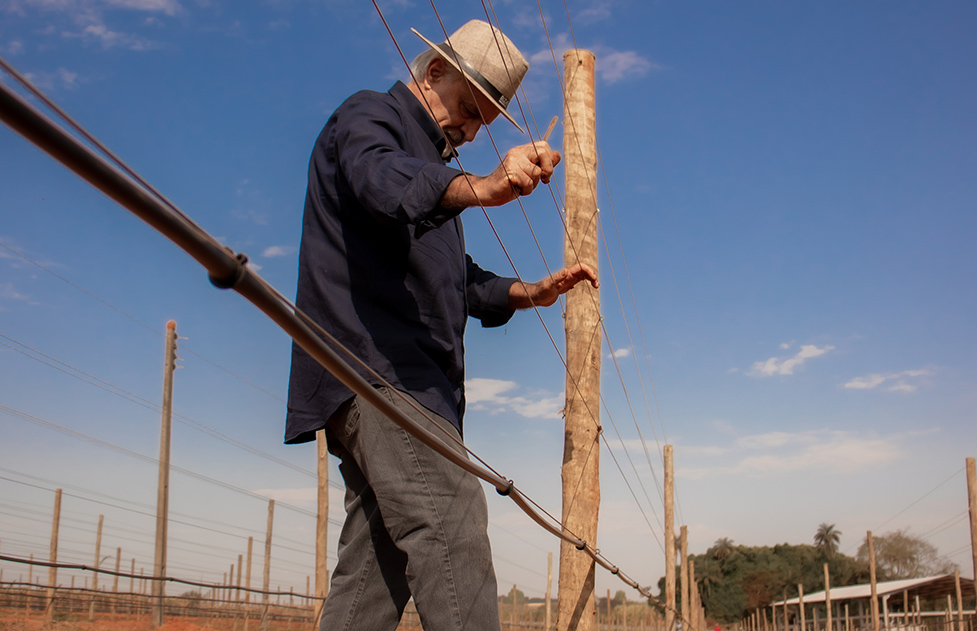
[389,81,456,162]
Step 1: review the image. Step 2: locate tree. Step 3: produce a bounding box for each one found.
[713,538,734,561]
[814,523,842,556]
[856,529,957,580]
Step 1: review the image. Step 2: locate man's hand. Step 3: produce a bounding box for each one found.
[440,141,561,210]
[509,263,599,309]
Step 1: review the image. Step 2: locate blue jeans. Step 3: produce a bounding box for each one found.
[320,387,500,631]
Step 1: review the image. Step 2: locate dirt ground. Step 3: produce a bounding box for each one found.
[0,611,424,631]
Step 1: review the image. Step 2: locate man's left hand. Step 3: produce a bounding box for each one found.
[508,263,599,309]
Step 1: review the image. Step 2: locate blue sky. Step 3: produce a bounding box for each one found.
[1,0,975,603]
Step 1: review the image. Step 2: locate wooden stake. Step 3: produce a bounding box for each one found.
[953,570,963,631]
[112,548,120,618]
[798,585,806,631]
[90,514,103,621]
[45,488,62,622]
[262,499,274,631]
[966,457,977,585]
[546,552,554,631]
[558,46,600,631]
[152,320,178,628]
[680,526,689,631]
[824,565,832,631]
[315,429,329,626]
[665,446,676,631]
[867,531,879,631]
[246,536,254,603]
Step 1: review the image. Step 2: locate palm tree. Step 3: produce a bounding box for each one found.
[713,537,734,560]
[814,523,841,556]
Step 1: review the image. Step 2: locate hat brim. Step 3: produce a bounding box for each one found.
[411,27,524,134]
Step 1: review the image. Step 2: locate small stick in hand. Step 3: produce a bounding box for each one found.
[543,116,559,142]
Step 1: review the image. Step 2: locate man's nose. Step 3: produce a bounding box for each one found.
[463,120,481,142]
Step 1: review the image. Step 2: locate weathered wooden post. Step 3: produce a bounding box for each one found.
[867,532,879,631]
[261,499,274,631]
[315,429,329,626]
[953,570,963,631]
[547,552,554,631]
[152,320,178,627]
[966,457,977,586]
[45,488,62,622]
[558,47,600,631]
[90,514,103,621]
[112,547,120,618]
[824,565,832,631]
[680,527,689,631]
[665,446,676,631]
[798,584,806,631]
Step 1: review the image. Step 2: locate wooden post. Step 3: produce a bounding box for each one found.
[783,591,789,631]
[825,565,832,631]
[558,46,600,631]
[315,429,329,626]
[966,458,977,587]
[681,526,689,631]
[262,499,274,631]
[45,488,62,622]
[688,563,697,631]
[902,591,909,631]
[246,536,254,603]
[513,584,519,628]
[665,446,676,631]
[112,548,120,618]
[953,570,963,631]
[844,604,850,631]
[867,532,879,631]
[547,552,554,631]
[90,514,104,621]
[799,585,806,631]
[129,558,135,614]
[607,588,612,629]
[152,320,178,628]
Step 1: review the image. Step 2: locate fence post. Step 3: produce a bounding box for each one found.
[681,526,689,631]
[315,428,329,627]
[558,45,600,631]
[261,499,274,631]
[867,532,879,631]
[825,565,832,631]
[799,584,806,631]
[546,551,553,631]
[152,320,178,628]
[90,513,103,621]
[112,547,120,618]
[665,446,676,631]
[966,458,977,598]
[45,488,62,622]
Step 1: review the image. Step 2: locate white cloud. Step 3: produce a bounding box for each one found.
[466,377,563,419]
[246,261,262,272]
[4,40,25,55]
[749,344,834,376]
[608,346,631,360]
[576,0,611,24]
[676,429,907,479]
[843,369,932,393]
[104,0,180,15]
[779,342,791,350]
[262,245,296,258]
[24,67,81,90]
[0,282,39,306]
[529,34,660,85]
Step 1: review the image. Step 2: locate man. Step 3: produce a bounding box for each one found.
[285,19,597,631]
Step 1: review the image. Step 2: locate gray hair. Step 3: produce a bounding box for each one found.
[409,47,462,83]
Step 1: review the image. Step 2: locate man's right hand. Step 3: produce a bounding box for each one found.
[441,141,562,209]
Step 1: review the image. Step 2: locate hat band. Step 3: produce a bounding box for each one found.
[436,43,510,109]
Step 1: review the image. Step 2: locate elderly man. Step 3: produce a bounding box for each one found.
[286,19,597,631]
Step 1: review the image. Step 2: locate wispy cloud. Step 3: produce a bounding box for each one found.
[0,282,40,306]
[529,33,660,85]
[4,40,25,55]
[843,369,932,393]
[23,67,82,90]
[10,0,179,51]
[749,344,834,376]
[466,377,563,419]
[262,245,296,258]
[677,429,908,479]
[576,0,611,24]
[608,346,631,360]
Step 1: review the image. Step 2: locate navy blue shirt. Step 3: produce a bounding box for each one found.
[285,81,517,444]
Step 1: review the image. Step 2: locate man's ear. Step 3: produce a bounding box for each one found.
[427,56,446,84]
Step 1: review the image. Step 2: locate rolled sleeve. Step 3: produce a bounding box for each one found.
[466,254,517,328]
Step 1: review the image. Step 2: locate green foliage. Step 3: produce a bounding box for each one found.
[502,585,527,605]
[658,540,871,624]
[814,524,842,556]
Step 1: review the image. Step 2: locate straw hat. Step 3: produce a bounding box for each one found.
[412,20,528,132]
